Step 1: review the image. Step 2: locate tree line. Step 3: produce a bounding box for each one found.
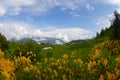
[96,11,120,40]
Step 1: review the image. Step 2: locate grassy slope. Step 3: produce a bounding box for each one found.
[40,36,108,61]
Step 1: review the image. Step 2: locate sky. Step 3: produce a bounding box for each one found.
[0,0,119,42]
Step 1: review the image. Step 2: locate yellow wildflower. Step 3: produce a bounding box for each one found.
[29,51,33,55]
[103,58,108,66]
[63,59,67,64]
[0,49,4,58]
[63,54,68,59]
[50,57,54,61]
[27,52,29,55]
[36,62,41,65]
[21,56,31,64]
[19,52,22,57]
[115,57,120,64]
[88,60,96,71]
[36,69,40,75]
[114,67,120,76]
[58,65,64,70]
[44,58,47,63]
[74,58,83,67]
[69,70,74,76]
[33,65,40,74]
[99,74,104,80]
[33,54,36,57]
[1,71,10,80]
[0,58,15,80]
[53,69,58,77]
[56,59,60,65]
[50,62,55,66]
[24,67,29,72]
[48,67,52,72]
[91,49,101,60]
[42,74,48,79]
[62,75,67,80]
[95,49,100,57]
[97,60,101,65]
[71,52,75,58]
[106,71,117,80]
[29,64,34,69]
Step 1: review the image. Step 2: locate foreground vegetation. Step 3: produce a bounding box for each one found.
[0,40,120,80]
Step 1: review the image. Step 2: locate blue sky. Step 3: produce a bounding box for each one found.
[0,0,119,41]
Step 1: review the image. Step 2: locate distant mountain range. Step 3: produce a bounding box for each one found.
[69,39,91,44]
[9,37,66,45]
[9,36,91,45]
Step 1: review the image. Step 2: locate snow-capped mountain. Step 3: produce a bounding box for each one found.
[10,37,66,45]
[32,37,66,44]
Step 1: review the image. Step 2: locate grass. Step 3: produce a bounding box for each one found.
[1,36,120,80]
[39,36,107,61]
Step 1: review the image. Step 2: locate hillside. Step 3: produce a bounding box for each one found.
[1,35,120,79]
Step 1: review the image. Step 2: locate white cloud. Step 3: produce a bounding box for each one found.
[70,11,80,17]
[9,7,22,15]
[103,0,120,5]
[0,22,42,40]
[33,30,42,37]
[96,13,114,32]
[31,0,85,15]
[0,0,90,16]
[0,21,93,41]
[96,17,110,28]
[63,1,79,11]
[56,33,69,42]
[106,13,114,18]
[98,0,120,13]
[42,27,93,41]
[6,0,35,7]
[0,7,7,16]
[0,0,35,16]
[86,3,95,11]
[106,0,120,13]
[61,7,67,11]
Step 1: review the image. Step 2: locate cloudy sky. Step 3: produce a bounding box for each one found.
[0,0,119,41]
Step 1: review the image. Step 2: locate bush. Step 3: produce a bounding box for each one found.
[0,33,8,51]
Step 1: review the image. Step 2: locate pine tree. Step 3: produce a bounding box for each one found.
[96,32,99,37]
[100,29,105,36]
[0,33,9,50]
[110,11,120,40]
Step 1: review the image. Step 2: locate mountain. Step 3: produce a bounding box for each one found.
[9,37,93,45]
[9,37,66,45]
[69,39,91,44]
[18,37,34,42]
[32,37,66,45]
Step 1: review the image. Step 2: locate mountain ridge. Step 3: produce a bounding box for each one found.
[9,37,67,45]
